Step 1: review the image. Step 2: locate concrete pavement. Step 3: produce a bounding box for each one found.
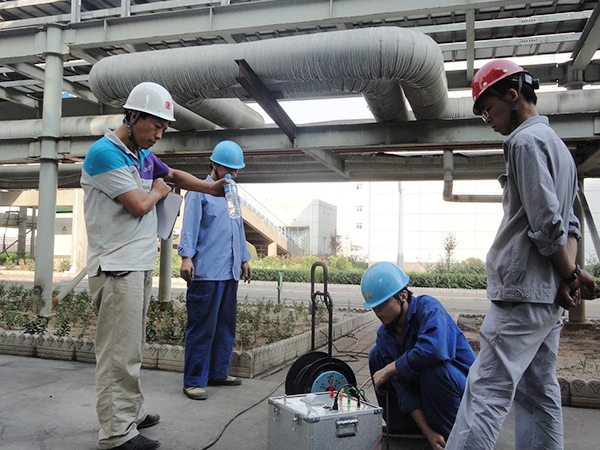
[3,319,600,450]
[2,272,600,449]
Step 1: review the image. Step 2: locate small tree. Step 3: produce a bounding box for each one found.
[329,230,343,256]
[442,232,458,272]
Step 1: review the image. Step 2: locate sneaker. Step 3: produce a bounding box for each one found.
[183,386,208,400]
[111,434,161,450]
[207,376,242,386]
[137,413,160,429]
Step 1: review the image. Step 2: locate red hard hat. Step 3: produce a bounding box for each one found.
[471,60,531,115]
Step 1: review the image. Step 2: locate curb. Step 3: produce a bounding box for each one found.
[0,311,377,380]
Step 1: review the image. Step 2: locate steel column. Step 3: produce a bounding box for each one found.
[158,238,173,302]
[17,206,27,260]
[35,25,64,315]
[569,183,587,324]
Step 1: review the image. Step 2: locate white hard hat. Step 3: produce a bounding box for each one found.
[123,82,176,122]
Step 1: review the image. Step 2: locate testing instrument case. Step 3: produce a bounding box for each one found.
[267,392,383,450]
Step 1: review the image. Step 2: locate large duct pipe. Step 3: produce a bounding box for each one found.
[89,27,449,124]
[0,89,596,140]
[447,90,600,118]
[0,105,217,140]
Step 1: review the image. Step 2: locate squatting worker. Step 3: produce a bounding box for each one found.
[362,262,475,450]
[80,82,227,450]
[178,140,251,401]
[445,60,597,450]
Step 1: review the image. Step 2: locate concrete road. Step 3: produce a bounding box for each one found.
[3,270,600,319]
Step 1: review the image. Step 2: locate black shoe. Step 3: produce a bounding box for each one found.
[138,413,160,429]
[207,376,242,386]
[112,434,161,450]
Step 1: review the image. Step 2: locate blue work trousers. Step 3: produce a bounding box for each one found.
[369,347,467,439]
[183,279,238,388]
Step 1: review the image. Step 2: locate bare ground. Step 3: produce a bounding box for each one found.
[458,315,600,382]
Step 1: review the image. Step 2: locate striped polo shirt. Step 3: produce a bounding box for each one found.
[80,130,170,276]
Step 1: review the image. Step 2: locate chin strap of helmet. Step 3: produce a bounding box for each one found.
[390,292,408,330]
[510,102,519,131]
[124,111,142,152]
[510,73,539,132]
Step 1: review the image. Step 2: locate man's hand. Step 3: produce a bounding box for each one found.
[152,178,172,199]
[579,269,597,300]
[557,268,597,309]
[180,257,194,283]
[424,430,446,450]
[207,178,228,197]
[241,261,252,284]
[372,362,396,395]
[557,280,580,310]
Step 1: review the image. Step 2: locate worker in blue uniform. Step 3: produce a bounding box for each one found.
[178,140,251,401]
[362,262,475,450]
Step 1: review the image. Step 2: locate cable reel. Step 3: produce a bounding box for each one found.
[285,262,356,395]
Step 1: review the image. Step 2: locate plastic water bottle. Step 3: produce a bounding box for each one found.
[224,173,241,219]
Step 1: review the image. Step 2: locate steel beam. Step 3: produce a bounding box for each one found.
[58,0,552,50]
[0,84,38,108]
[7,62,98,103]
[571,2,600,71]
[439,32,582,53]
[235,59,297,143]
[0,114,599,163]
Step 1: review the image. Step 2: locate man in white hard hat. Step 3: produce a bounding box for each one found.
[80,82,227,450]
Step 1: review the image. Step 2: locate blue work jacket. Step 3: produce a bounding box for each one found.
[375,294,475,413]
[177,175,250,281]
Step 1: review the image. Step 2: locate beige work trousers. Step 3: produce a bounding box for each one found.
[90,270,152,449]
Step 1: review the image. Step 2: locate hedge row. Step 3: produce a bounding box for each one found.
[251,268,364,285]
[251,268,488,289]
[407,272,487,290]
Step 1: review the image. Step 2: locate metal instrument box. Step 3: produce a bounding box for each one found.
[267,392,383,450]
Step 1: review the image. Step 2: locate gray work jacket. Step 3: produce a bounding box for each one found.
[486,116,580,304]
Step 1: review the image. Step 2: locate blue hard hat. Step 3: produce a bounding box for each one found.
[210,140,245,169]
[360,262,410,309]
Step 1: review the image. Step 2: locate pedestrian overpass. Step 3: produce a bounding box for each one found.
[0,189,304,273]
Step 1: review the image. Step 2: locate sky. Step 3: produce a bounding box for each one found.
[240,53,600,263]
[242,93,506,263]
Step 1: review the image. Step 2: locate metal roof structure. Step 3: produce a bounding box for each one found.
[0,0,598,188]
[1,0,598,316]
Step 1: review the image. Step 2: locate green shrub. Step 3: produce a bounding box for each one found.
[4,256,16,270]
[586,262,600,278]
[56,257,72,272]
[251,268,364,285]
[326,255,352,271]
[407,272,487,290]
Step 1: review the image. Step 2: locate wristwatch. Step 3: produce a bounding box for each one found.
[562,264,581,284]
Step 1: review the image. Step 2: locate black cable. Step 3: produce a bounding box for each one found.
[317,330,370,362]
[199,379,285,450]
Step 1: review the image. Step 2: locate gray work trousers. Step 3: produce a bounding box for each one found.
[446,301,564,450]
